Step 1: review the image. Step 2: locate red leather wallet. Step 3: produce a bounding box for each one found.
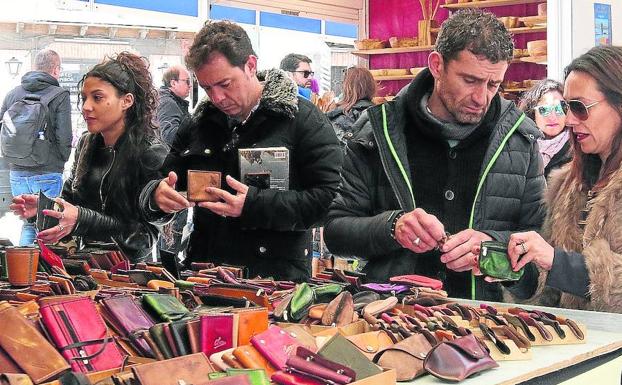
[389,274,443,290]
[39,296,126,373]
[200,313,236,356]
[250,325,302,370]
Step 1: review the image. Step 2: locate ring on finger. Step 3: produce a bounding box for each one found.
[412,237,421,246]
[58,224,65,232]
[519,242,528,255]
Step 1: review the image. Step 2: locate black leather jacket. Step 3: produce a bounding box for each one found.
[63,131,167,261]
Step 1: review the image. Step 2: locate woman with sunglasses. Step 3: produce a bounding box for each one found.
[326,67,377,149]
[505,46,622,313]
[519,79,571,178]
[10,52,167,262]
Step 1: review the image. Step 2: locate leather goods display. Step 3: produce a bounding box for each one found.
[282,325,318,352]
[360,283,410,294]
[373,333,434,381]
[423,333,499,382]
[231,345,277,377]
[283,346,356,384]
[362,296,398,316]
[225,369,270,385]
[36,191,59,232]
[321,291,354,327]
[187,318,202,354]
[5,247,39,287]
[346,330,394,360]
[478,241,524,281]
[187,170,221,202]
[389,274,444,290]
[141,293,189,322]
[312,283,343,302]
[250,325,302,370]
[131,352,215,385]
[318,334,382,380]
[288,283,314,321]
[101,295,155,358]
[170,319,192,356]
[39,296,125,373]
[37,240,64,270]
[202,284,270,309]
[200,313,236,357]
[0,305,70,384]
[233,307,269,346]
[352,291,381,312]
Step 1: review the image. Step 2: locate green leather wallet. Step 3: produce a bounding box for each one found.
[225,368,270,385]
[142,293,189,322]
[289,282,315,321]
[318,333,382,380]
[313,283,344,302]
[149,323,174,359]
[478,241,524,281]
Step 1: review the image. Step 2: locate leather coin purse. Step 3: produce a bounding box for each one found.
[36,191,60,231]
[187,170,221,202]
[478,241,524,281]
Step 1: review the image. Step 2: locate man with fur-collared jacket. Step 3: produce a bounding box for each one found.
[139,21,342,282]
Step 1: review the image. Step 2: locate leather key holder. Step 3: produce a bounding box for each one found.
[518,313,553,341]
[502,313,536,342]
[479,323,511,355]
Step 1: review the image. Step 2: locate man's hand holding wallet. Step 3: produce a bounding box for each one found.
[197,174,249,218]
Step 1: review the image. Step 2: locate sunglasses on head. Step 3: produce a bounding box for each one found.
[535,103,565,117]
[293,70,314,78]
[560,99,602,121]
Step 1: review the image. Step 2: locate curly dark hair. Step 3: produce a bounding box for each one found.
[78,51,158,135]
[435,8,514,63]
[518,78,564,121]
[186,20,256,70]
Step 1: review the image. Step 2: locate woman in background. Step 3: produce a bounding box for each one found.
[326,66,377,148]
[519,78,571,177]
[10,52,167,262]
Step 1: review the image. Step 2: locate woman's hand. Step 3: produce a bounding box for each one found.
[9,194,39,220]
[37,198,78,243]
[508,231,555,271]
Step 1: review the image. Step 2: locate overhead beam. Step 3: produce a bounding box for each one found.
[79,25,88,36]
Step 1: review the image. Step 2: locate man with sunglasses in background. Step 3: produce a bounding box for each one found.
[325,9,546,301]
[280,53,314,100]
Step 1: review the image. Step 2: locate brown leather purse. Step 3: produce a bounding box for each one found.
[346,330,395,360]
[423,333,498,381]
[373,333,433,381]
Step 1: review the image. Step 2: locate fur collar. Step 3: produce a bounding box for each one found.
[193,68,298,121]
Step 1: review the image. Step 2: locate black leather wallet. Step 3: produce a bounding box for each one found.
[36,191,59,231]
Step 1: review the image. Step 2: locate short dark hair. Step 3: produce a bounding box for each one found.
[518,78,564,120]
[279,53,312,72]
[435,8,514,64]
[162,66,181,88]
[186,21,256,71]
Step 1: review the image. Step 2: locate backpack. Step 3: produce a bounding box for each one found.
[1,86,67,167]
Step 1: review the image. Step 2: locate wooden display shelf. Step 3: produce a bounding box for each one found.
[442,0,543,9]
[351,45,434,56]
[373,74,417,81]
[431,25,545,34]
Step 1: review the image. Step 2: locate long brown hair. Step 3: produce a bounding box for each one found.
[337,67,377,113]
[564,45,622,190]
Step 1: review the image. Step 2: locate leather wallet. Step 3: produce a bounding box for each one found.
[0,306,70,383]
[226,368,271,385]
[232,345,277,377]
[285,346,355,384]
[346,330,394,360]
[479,241,524,281]
[250,325,302,370]
[187,318,202,354]
[289,282,315,321]
[187,170,221,202]
[0,346,22,374]
[318,333,382,380]
[163,323,180,357]
[232,307,269,346]
[101,295,155,358]
[149,323,174,359]
[39,296,125,373]
[131,352,215,385]
[373,333,433,381]
[170,319,191,356]
[36,191,59,232]
[423,333,499,381]
[204,283,270,309]
[142,293,189,322]
[200,313,236,356]
[389,274,444,290]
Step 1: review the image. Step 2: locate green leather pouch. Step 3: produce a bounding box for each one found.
[313,283,344,302]
[478,241,524,281]
[149,323,174,359]
[289,282,315,321]
[142,293,189,322]
[318,333,382,380]
[225,368,270,385]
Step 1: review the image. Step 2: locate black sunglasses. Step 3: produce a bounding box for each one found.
[292,70,314,78]
[560,99,602,121]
